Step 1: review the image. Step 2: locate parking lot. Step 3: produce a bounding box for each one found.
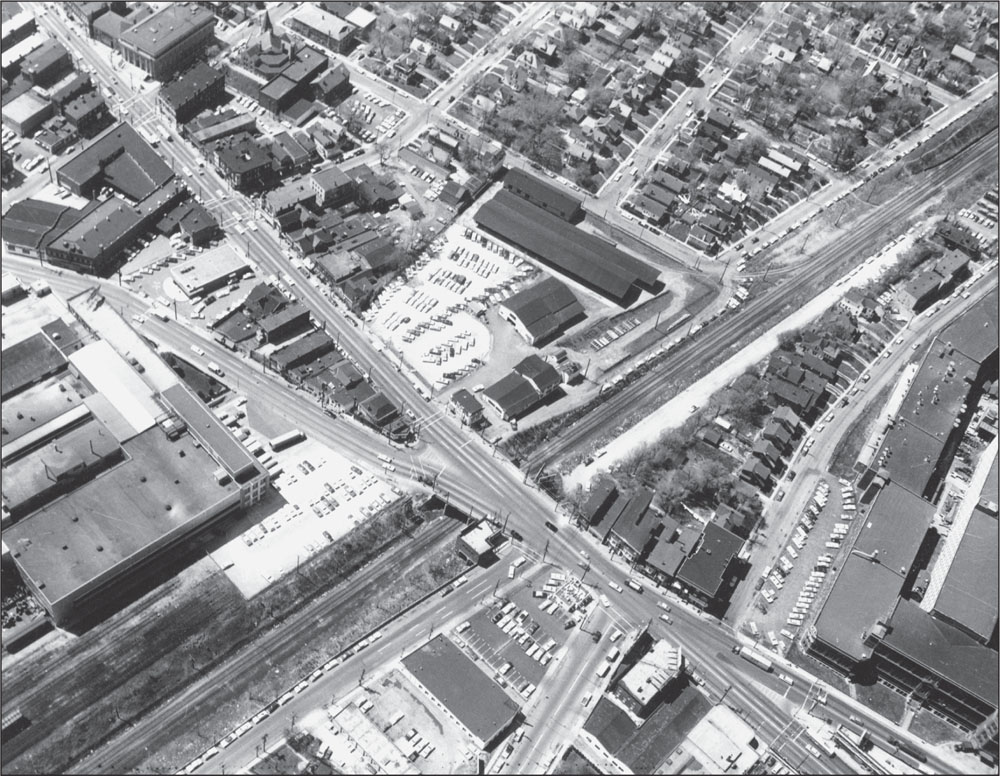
[335,89,407,146]
[209,438,400,597]
[304,669,477,776]
[366,222,535,390]
[453,566,593,703]
[118,234,267,331]
[454,560,595,702]
[746,473,861,653]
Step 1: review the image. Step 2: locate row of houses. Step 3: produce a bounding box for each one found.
[580,476,747,612]
[738,407,802,489]
[764,346,843,420]
[211,280,410,441]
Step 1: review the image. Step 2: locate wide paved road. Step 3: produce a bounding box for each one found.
[8,248,964,774]
[21,9,983,774]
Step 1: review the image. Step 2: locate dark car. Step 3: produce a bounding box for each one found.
[544,521,558,532]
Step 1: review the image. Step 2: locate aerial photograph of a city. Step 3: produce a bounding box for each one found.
[0,1,997,775]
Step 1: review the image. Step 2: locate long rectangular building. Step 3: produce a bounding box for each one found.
[474,191,659,306]
[504,168,582,222]
[402,635,520,750]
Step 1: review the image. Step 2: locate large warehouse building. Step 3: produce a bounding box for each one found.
[806,289,999,731]
[474,190,660,306]
[1,289,267,626]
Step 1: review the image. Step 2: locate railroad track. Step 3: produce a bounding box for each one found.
[526,128,999,472]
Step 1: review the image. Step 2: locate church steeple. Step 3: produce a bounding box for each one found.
[258,10,278,52]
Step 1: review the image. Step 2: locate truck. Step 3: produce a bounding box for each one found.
[269,429,305,452]
[206,361,223,376]
[732,645,774,672]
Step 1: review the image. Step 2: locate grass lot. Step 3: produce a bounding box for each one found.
[2,501,462,775]
[909,708,965,745]
[906,97,999,176]
[553,747,600,775]
[855,681,907,726]
[828,381,894,479]
[251,743,308,775]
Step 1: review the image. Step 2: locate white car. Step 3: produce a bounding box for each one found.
[778,673,794,686]
[191,345,205,356]
[608,581,624,593]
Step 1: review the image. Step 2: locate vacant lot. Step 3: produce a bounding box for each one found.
[554,747,600,775]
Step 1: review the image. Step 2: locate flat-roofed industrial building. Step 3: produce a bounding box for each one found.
[402,635,520,750]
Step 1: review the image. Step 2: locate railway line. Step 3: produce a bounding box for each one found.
[526,128,999,473]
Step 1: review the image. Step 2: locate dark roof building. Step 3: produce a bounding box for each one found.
[504,168,583,222]
[45,198,143,276]
[402,635,520,750]
[358,392,398,427]
[449,389,484,426]
[269,330,336,372]
[211,132,276,192]
[50,72,93,106]
[674,522,745,609]
[644,520,697,583]
[158,61,225,124]
[498,277,584,345]
[258,303,311,345]
[315,64,351,104]
[581,476,618,527]
[873,598,998,731]
[474,191,659,306]
[512,354,561,396]
[57,123,174,199]
[481,373,540,421]
[607,487,657,561]
[935,222,980,257]
[1,199,82,259]
[20,39,72,87]
[0,332,69,401]
[62,90,111,138]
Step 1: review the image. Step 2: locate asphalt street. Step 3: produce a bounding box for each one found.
[13,6,992,775]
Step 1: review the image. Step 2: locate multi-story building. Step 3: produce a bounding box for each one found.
[62,90,111,139]
[20,39,73,87]
[158,61,225,125]
[117,3,215,80]
[211,133,276,192]
[287,5,357,53]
